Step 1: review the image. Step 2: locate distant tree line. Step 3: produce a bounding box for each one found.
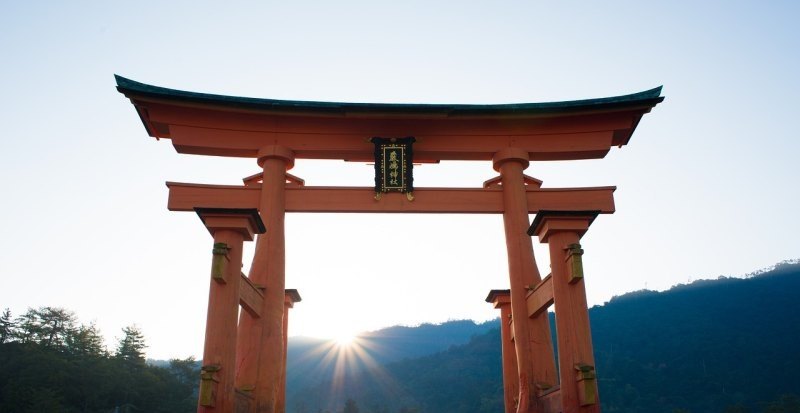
[287,262,800,413]
[0,307,197,412]
[3,262,800,413]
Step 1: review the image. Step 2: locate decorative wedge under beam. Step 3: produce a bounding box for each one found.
[167,182,616,214]
[526,274,554,318]
[239,273,264,318]
[540,386,562,411]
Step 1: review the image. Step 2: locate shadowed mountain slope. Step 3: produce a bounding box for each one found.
[287,261,800,413]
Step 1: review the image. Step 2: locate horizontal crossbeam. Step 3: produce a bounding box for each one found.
[166,182,616,214]
[239,273,263,318]
[526,274,554,318]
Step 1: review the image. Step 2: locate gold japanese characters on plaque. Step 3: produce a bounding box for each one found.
[370,137,415,201]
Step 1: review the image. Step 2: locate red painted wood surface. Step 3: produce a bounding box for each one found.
[126,95,651,161]
[526,274,554,318]
[254,149,291,413]
[535,216,600,413]
[488,291,519,413]
[167,183,616,214]
[277,292,299,413]
[117,78,663,413]
[495,148,557,413]
[199,229,245,413]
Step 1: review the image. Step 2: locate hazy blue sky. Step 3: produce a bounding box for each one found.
[1,1,798,359]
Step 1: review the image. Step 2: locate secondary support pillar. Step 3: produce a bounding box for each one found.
[486,289,519,413]
[494,148,557,412]
[196,208,265,413]
[276,289,302,413]
[529,211,601,413]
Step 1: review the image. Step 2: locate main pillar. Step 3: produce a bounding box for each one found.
[530,211,601,413]
[486,289,519,413]
[196,209,264,412]
[494,148,557,413]
[235,145,295,413]
[276,289,302,413]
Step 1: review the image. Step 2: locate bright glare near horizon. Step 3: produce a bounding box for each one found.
[0,2,798,360]
[334,333,357,347]
[299,335,394,401]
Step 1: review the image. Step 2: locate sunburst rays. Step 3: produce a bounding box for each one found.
[289,333,411,410]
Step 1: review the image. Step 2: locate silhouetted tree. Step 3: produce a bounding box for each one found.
[0,309,197,413]
[35,307,76,350]
[169,356,198,386]
[11,307,76,350]
[0,308,12,343]
[115,325,147,366]
[67,322,106,356]
[14,307,40,343]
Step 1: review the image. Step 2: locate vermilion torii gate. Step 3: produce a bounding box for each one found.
[116,76,662,413]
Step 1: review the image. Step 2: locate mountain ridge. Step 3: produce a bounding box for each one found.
[287,260,800,413]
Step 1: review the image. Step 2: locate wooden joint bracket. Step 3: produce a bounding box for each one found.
[211,243,230,283]
[212,243,231,255]
[285,172,305,187]
[482,175,502,189]
[564,243,584,284]
[199,364,221,406]
[574,363,597,406]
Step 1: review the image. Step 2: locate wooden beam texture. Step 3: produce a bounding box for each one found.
[238,273,263,318]
[526,274,554,318]
[166,182,616,214]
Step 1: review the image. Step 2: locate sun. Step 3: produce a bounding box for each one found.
[333,333,356,346]
[301,330,388,397]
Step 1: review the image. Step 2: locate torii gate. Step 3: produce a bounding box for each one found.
[116,76,662,413]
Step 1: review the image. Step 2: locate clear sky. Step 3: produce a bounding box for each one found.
[1,1,798,360]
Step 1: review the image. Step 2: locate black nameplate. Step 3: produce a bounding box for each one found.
[371,137,415,199]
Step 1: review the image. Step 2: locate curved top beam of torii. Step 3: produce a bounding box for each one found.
[115,75,663,163]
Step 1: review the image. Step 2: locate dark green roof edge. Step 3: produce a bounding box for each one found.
[285,289,302,303]
[485,289,511,303]
[528,210,601,236]
[194,207,266,234]
[115,74,663,115]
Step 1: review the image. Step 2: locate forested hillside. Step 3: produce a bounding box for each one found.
[291,324,504,413]
[591,261,800,412]
[289,261,800,413]
[0,308,197,412]
[286,319,497,402]
[2,261,798,413]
